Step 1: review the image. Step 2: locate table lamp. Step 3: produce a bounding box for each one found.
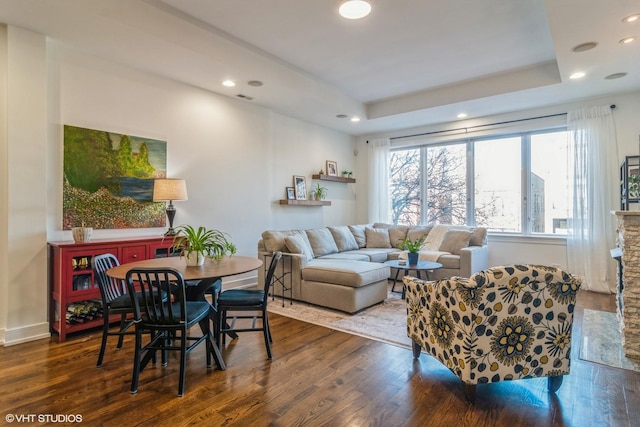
[153,178,188,236]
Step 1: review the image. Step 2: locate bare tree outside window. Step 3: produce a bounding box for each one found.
[390,145,467,226]
[425,145,466,225]
[390,149,421,225]
[390,143,495,227]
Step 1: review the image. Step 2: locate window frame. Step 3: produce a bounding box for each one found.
[389,126,568,237]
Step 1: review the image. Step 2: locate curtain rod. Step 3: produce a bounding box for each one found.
[366,104,616,142]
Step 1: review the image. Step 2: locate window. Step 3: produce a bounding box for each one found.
[474,137,521,232]
[389,129,569,236]
[530,131,570,234]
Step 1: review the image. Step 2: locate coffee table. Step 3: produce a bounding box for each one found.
[384,259,443,298]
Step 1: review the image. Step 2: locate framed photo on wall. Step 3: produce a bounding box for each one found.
[326,160,338,177]
[293,175,307,200]
[286,187,295,200]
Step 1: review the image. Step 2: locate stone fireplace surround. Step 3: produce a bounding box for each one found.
[613,210,640,359]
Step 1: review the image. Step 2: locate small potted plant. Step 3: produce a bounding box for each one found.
[398,236,425,265]
[311,183,328,201]
[342,170,350,178]
[171,225,234,266]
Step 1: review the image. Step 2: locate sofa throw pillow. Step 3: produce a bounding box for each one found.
[438,229,473,255]
[388,226,409,248]
[365,227,392,248]
[469,227,487,246]
[328,226,359,252]
[262,230,298,252]
[423,224,451,251]
[306,228,339,257]
[406,226,433,243]
[284,234,314,261]
[348,224,369,248]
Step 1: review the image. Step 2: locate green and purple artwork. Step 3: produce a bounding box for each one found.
[63,125,167,230]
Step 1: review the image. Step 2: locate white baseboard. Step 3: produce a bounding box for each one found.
[2,322,50,346]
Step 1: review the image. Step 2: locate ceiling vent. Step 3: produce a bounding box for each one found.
[236,94,254,100]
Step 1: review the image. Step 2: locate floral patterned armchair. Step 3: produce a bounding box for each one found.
[403,265,581,402]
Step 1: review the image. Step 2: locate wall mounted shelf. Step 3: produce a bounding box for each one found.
[312,174,355,183]
[279,199,331,206]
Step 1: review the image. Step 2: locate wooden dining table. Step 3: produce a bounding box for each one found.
[107,255,263,301]
[107,255,263,370]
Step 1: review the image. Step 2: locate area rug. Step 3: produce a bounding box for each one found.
[579,308,640,373]
[267,283,412,349]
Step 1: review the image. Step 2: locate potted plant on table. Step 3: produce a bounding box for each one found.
[171,225,235,266]
[398,236,426,265]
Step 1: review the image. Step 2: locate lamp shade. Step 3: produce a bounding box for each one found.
[153,179,188,202]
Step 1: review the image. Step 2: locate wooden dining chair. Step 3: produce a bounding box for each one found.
[92,253,137,367]
[216,251,282,360]
[126,267,225,396]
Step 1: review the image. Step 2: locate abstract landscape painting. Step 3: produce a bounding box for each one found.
[63,125,167,230]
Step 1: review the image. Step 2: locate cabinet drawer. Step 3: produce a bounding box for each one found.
[121,245,147,263]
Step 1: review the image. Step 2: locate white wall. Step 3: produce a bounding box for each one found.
[1,26,49,345]
[1,34,356,345]
[0,25,7,344]
[356,91,640,271]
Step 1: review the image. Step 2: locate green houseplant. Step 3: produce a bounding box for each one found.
[398,236,425,265]
[171,225,235,266]
[311,183,328,200]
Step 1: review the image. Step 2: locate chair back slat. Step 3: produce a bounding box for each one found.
[263,251,283,302]
[126,267,187,326]
[92,254,126,304]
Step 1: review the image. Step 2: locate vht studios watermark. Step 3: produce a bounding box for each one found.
[5,413,83,423]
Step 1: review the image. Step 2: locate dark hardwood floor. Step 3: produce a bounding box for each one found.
[1,289,638,427]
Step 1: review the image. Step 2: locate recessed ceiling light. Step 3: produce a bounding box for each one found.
[622,14,640,23]
[222,80,236,87]
[339,0,371,20]
[620,36,637,44]
[572,42,598,52]
[247,80,263,87]
[350,117,361,122]
[605,72,628,80]
[457,113,467,119]
[569,72,586,79]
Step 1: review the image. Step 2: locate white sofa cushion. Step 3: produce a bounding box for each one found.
[346,248,400,263]
[328,226,359,252]
[302,259,390,288]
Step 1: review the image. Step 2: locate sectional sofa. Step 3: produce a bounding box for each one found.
[257,223,488,313]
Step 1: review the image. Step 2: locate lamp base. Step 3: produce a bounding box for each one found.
[165,202,177,236]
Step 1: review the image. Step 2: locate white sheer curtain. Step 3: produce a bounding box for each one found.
[567,105,618,293]
[368,138,390,223]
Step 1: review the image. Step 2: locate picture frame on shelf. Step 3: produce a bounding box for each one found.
[286,187,295,200]
[326,160,338,177]
[293,175,307,200]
